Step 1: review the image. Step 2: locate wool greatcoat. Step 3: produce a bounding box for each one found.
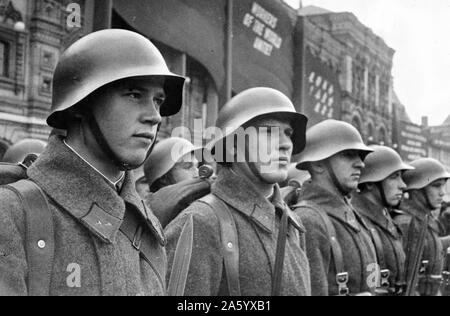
[165,167,311,296]
[0,136,167,296]
[352,193,406,294]
[396,191,444,296]
[294,182,378,296]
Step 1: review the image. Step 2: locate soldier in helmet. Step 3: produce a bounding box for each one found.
[0,29,185,296]
[142,137,211,225]
[438,202,450,236]
[279,163,310,208]
[165,87,311,296]
[0,139,48,185]
[292,119,377,296]
[145,137,202,193]
[395,158,450,296]
[2,138,47,166]
[352,145,413,295]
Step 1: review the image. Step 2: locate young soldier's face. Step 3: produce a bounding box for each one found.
[169,152,199,184]
[237,117,294,184]
[380,171,407,207]
[424,179,448,209]
[91,77,164,167]
[326,150,366,192]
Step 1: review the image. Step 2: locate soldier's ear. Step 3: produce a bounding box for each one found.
[309,161,325,175]
[365,183,376,191]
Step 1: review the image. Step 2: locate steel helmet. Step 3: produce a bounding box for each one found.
[2,139,47,164]
[144,137,201,186]
[207,87,308,156]
[48,29,185,129]
[296,119,373,170]
[403,158,450,190]
[287,163,311,185]
[359,145,414,184]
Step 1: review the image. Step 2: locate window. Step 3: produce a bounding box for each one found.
[0,41,9,78]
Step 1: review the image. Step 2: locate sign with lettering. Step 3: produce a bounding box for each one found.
[115,0,296,96]
[233,0,296,95]
[398,121,428,162]
[302,48,341,125]
[241,2,283,57]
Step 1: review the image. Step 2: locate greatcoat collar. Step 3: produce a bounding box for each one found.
[28,136,165,245]
[212,166,305,234]
[352,193,402,239]
[297,181,369,232]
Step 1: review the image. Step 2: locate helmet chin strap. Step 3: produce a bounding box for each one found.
[420,188,436,210]
[247,161,266,183]
[376,182,392,208]
[324,160,351,197]
[84,111,159,171]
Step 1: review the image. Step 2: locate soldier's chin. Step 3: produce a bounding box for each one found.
[431,201,443,210]
[344,180,359,192]
[387,198,401,208]
[259,169,288,185]
[120,154,147,170]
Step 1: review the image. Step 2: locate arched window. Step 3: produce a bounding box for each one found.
[0,40,9,77]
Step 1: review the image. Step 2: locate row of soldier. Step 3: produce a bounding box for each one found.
[0,29,449,296]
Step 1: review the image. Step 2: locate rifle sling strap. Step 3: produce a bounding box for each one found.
[6,180,55,296]
[296,201,348,295]
[198,195,241,296]
[119,208,156,269]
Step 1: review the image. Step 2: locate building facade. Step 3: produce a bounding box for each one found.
[0,0,94,157]
[295,7,395,146]
[0,0,446,188]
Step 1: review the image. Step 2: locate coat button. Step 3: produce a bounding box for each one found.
[37,240,46,249]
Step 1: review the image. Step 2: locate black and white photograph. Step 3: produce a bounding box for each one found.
[0,0,449,302]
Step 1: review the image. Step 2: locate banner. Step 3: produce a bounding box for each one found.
[398,121,428,162]
[233,0,296,96]
[300,47,342,125]
[114,0,296,97]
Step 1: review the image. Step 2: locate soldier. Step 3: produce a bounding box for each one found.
[2,138,47,165]
[165,87,311,296]
[0,29,185,296]
[439,202,450,237]
[352,145,413,295]
[280,163,310,208]
[292,119,377,296]
[395,158,450,296]
[0,139,48,185]
[143,137,211,226]
[145,137,201,193]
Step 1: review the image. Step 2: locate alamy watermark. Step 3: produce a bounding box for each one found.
[66,263,81,288]
[66,3,82,29]
[171,119,288,174]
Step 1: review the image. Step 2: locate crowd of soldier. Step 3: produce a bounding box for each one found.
[0,29,449,296]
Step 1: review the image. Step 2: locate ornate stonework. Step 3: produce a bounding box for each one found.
[0,0,23,25]
[303,10,395,145]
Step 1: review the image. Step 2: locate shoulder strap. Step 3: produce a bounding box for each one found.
[198,195,241,296]
[368,227,386,270]
[6,180,55,296]
[384,229,407,289]
[296,201,344,274]
[296,201,349,295]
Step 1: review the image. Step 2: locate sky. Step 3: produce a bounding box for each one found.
[284,0,450,126]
